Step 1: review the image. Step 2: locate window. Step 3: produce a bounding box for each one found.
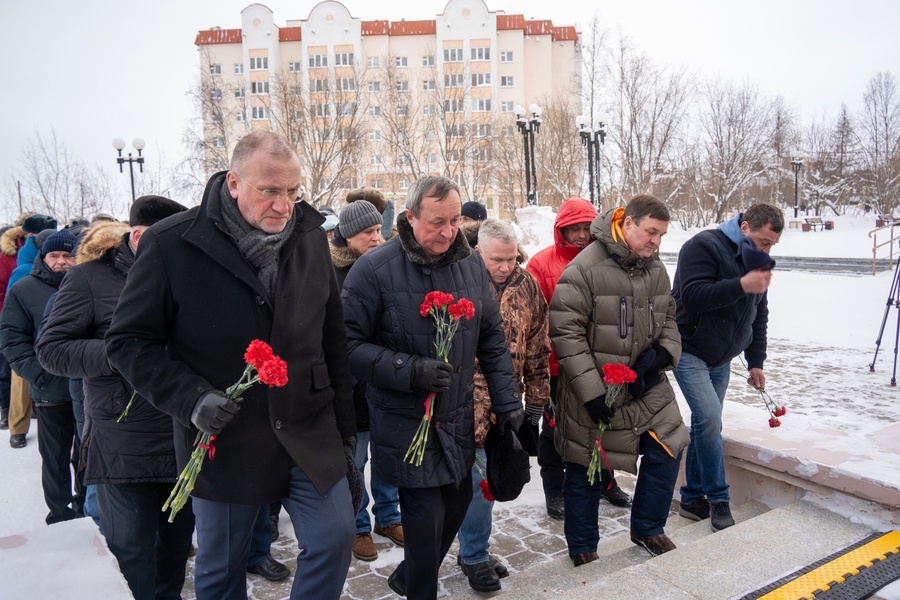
[210,88,222,101]
[251,81,269,95]
[443,48,463,62]
[370,155,382,166]
[502,125,514,136]
[472,147,492,162]
[291,86,302,96]
[397,105,408,117]
[209,64,221,75]
[444,99,464,113]
[289,62,302,73]
[422,80,435,91]
[501,76,514,87]
[368,106,381,117]
[473,124,493,137]
[308,54,328,68]
[500,51,513,63]
[471,73,491,87]
[214,136,225,147]
[337,78,356,91]
[423,104,436,117]
[367,56,381,68]
[335,52,354,67]
[250,57,268,71]
[501,101,515,112]
[395,56,408,68]
[446,124,465,138]
[234,63,244,75]
[398,155,410,165]
[399,178,410,190]
[428,153,438,165]
[310,103,330,117]
[236,111,244,122]
[336,102,357,116]
[471,47,490,61]
[422,55,435,67]
[473,98,492,112]
[310,79,328,92]
[395,81,409,93]
[252,106,268,120]
[371,178,384,189]
[369,131,382,141]
[235,87,245,99]
[368,81,381,92]
[444,74,464,88]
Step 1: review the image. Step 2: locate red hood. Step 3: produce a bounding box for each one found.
[553,198,599,259]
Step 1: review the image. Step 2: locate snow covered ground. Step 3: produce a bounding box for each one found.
[1,208,898,597]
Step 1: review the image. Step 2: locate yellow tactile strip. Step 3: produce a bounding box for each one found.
[758,530,900,600]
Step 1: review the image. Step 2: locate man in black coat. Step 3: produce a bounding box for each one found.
[0,228,82,524]
[341,175,523,599]
[105,132,356,600]
[36,197,194,600]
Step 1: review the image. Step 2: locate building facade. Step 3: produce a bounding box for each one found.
[195,0,580,215]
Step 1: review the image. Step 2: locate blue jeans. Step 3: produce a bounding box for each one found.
[563,434,680,554]
[354,430,401,534]
[193,463,354,600]
[96,482,194,600]
[674,351,731,504]
[457,448,493,565]
[84,485,100,526]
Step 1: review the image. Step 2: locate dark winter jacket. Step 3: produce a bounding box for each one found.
[549,208,689,472]
[341,212,521,489]
[0,254,72,405]
[105,172,355,504]
[672,214,768,369]
[36,222,177,485]
[525,198,598,376]
[331,240,370,431]
[6,235,39,296]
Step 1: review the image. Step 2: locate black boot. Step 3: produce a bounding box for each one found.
[461,561,501,592]
[599,471,630,507]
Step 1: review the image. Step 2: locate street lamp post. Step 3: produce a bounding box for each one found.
[113,138,146,203]
[790,152,803,219]
[513,104,542,206]
[576,115,607,208]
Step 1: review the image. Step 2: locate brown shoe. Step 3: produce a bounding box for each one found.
[630,532,676,556]
[571,551,598,567]
[352,533,378,561]
[374,523,404,547]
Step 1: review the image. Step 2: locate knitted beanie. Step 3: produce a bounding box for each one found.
[338,200,383,240]
[461,201,487,221]
[40,229,77,257]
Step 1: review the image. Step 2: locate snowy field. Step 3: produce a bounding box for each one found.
[1,208,899,597]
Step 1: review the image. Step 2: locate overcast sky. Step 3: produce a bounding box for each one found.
[2,0,898,212]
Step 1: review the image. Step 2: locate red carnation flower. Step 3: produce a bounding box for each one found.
[258,357,289,387]
[244,339,275,368]
[479,478,495,502]
[768,417,781,428]
[601,363,637,386]
[449,298,476,321]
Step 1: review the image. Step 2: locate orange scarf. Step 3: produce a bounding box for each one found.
[610,207,626,244]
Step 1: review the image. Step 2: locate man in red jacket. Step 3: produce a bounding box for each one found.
[526,198,630,519]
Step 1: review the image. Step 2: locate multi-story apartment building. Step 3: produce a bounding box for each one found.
[194,0,580,215]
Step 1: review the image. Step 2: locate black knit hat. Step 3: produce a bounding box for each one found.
[129,195,188,227]
[22,214,58,234]
[338,200,383,240]
[40,229,76,257]
[461,201,487,221]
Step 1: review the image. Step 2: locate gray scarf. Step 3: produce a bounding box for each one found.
[217,180,295,297]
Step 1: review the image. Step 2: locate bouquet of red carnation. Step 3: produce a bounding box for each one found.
[162,339,288,522]
[404,291,475,466]
[587,363,637,485]
[759,387,787,428]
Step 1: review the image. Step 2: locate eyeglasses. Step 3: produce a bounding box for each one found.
[233,173,303,203]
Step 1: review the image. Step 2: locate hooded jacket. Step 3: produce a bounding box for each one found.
[105,172,354,504]
[672,213,768,369]
[341,212,520,489]
[525,199,598,376]
[0,225,27,312]
[549,208,689,472]
[36,222,177,485]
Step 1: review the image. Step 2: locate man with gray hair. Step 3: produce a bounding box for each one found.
[341,177,523,598]
[454,218,550,592]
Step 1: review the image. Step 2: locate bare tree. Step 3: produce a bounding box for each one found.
[533,96,582,209]
[856,72,900,214]
[696,79,774,223]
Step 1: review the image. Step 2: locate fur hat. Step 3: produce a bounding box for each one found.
[129,195,187,227]
[461,201,487,222]
[22,214,58,234]
[40,229,76,257]
[485,420,531,502]
[345,187,388,214]
[338,200,383,240]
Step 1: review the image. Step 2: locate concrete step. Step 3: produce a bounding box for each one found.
[452,500,878,599]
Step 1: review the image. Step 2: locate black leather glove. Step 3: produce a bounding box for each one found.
[628,348,657,399]
[410,357,453,392]
[524,403,543,426]
[495,407,525,433]
[191,391,240,435]
[585,396,614,426]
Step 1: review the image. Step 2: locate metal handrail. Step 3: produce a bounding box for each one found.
[868,218,900,275]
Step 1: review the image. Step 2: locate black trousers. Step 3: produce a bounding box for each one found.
[394,474,473,599]
[36,402,83,524]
